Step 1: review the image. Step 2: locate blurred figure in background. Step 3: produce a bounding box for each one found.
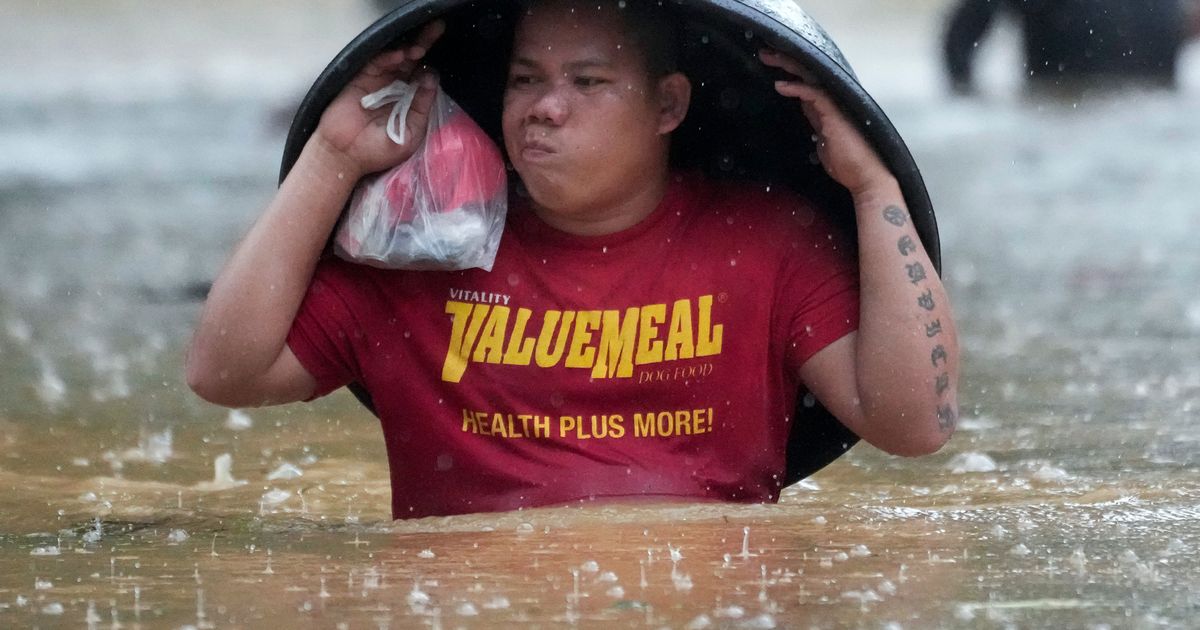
[943,0,1200,93]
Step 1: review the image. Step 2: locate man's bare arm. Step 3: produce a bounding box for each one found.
[799,180,959,456]
[186,141,359,407]
[186,22,445,407]
[761,49,960,456]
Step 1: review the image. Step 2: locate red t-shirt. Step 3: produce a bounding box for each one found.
[287,173,859,518]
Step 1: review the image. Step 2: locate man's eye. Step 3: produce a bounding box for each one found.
[574,76,607,88]
[508,75,538,87]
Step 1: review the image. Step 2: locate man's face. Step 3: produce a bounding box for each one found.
[502,2,670,218]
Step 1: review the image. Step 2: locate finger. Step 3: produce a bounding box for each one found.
[352,20,446,91]
[773,79,820,99]
[774,81,840,115]
[773,81,836,133]
[352,49,424,93]
[363,49,413,75]
[405,19,446,60]
[758,48,817,84]
[402,71,441,145]
[349,54,414,95]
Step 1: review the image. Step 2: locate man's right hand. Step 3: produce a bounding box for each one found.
[187,19,447,409]
[314,20,447,179]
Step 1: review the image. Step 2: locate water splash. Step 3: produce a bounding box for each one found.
[739,526,758,559]
[225,409,253,431]
[259,488,292,514]
[482,596,510,610]
[81,518,102,544]
[34,354,67,410]
[193,453,247,490]
[406,580,431,606]
[947,451,999,473]
[266,462,303,480]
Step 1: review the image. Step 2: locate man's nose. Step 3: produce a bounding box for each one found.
[526,84,569,125]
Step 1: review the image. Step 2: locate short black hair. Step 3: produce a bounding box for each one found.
[516,0,682,79]
[612,1,681,79]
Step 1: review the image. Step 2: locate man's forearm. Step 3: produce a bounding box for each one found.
[851,177,960,448]
[187,139,360,392]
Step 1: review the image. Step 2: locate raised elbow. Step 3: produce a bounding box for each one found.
[867,404,957,457]
[887,426,953,457]
[185,346,239,408]
[186,359,222,406]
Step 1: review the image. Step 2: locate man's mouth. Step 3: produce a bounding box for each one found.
[522,139,556,158]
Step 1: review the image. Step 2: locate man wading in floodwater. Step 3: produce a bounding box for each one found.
[187,0,959,518]
[942,0,1200,93]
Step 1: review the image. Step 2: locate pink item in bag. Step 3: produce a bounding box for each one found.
[384,109,507,223]
[334,81,508,271]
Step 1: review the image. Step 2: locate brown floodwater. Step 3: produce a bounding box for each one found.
[3,0,1200,627]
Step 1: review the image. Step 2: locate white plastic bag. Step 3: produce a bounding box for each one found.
[333,80,508,271]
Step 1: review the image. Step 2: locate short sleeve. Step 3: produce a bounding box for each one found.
[777,200,860,375]
[286,262,363,400]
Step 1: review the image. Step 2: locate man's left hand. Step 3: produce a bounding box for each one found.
[758,48,894,197]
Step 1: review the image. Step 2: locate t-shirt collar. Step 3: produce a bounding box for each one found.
[509,172,697,251]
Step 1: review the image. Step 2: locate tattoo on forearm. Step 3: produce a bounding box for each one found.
[931,345,947,368]
[883,205,908,227]
[883,202,955,432]
[937,404,958,432]
[905,262,927,285]
[917,289,935,311]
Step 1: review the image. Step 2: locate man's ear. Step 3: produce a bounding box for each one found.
[655,72,692,135]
